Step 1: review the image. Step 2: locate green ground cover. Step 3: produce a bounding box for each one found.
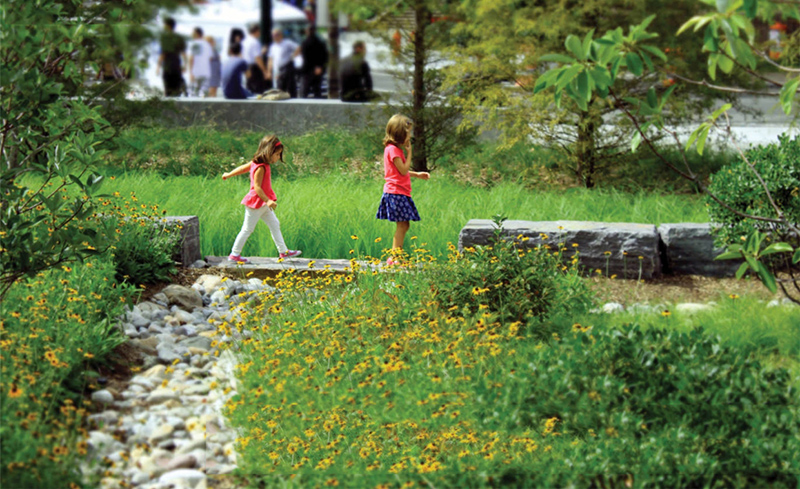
[218,242,800,488]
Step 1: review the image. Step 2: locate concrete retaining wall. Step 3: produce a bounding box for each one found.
[165,99,389,135]
[459,220,743,279]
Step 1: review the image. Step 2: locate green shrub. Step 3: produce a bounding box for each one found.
[0,259,136,489]
[427,223,594,332]
[110,216,179,286]
[707,133,800,246]
[520,325,800,487]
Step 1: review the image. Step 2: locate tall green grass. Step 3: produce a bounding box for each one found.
[109,172,708,259]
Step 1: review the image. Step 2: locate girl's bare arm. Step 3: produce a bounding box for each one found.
[409,171,430,180]
[222,162,252,180]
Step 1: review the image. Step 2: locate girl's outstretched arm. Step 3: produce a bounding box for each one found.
[409,171,430,180]
[222,161,252,180]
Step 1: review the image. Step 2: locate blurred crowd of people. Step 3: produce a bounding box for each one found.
[156,0,375,102]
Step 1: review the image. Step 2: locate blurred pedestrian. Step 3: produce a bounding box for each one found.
[188,27,214,97]
[207,36,222,97]
[222,42,251,100]
[267,28,300,98]
[157,17,187,97]
[229,28,245,50]
[242,23,269,95]
[340,41,377,102]
[299,25,328,98]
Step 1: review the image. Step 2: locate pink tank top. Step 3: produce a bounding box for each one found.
[240,162,277,209]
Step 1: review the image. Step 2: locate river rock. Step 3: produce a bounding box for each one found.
[162,285,203,311]
[91,390,115,405]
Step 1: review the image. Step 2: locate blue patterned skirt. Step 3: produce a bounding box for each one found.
[376,193,420,222]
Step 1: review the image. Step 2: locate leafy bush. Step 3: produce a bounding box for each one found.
[707,133,800,246]
[0,260,136,489]
[105,194,179,285]
[520,325,800,487]
[428,225,594,331]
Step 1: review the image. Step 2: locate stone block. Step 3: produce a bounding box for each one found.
[459,219,661,279]
[164,216,201,267]
[658,223,742,277]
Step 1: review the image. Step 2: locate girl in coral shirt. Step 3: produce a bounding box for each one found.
[222,135,301,263]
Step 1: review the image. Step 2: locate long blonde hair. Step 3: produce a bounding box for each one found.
[383,114,412,147]
[252,135,283,164]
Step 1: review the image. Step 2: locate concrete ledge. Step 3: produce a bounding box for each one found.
[459,219,662,279]
[166,99,389,135]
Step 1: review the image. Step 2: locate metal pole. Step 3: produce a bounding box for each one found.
[260,0,273,48]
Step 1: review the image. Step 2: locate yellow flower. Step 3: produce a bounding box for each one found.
[374,237,382,243]
[8,384,23,398]
[661,310,671,317]
[729,294,739,300]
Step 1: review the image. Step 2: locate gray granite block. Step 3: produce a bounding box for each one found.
[459,219,661,279]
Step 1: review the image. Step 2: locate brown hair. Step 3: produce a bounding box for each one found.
[252,135,284,164]
[383,114,412,147]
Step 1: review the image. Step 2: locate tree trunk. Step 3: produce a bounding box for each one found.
[575,110,599,188]
[411,0,429,172]
[327,9,340,99]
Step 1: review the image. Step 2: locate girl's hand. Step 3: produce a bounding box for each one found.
[417,172,430,180]
[267,200,277,210]
[222,172,230,180]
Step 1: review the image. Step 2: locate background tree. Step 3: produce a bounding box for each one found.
[534,0,800,301]
[0,0,183,299]
[447,0,754,188]
[340,0,476,171]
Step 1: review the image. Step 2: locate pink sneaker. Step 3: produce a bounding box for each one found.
[386,257,399,266]
[280,250,302,259]
[228,254,249,263]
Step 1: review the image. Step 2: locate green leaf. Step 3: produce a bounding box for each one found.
[565,35,585,60]
[761,242,794,255]
[631,131,643,152]
[640,44,667,62]
[710,103,733,120]
[708,54,718,81]
[582,29,595,59]
[743,0,757,18]
[534,68,563,93]
[756,261,778,293]
[577,71,590,102]
[556,65,583,90]
[718,53,734,74]
[734,261,749,279]
[697,126,711,155]
[779,77,800,115]
[646,87,658,109]
[538,54,577,64]
[625,52,643,76]
[716,250,744,260]
[793,248,800,264]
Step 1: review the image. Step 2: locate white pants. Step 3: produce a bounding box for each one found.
[230,205,287,255]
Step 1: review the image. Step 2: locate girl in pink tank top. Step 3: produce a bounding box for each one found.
[375,114,431,266]
[221,135,302,263]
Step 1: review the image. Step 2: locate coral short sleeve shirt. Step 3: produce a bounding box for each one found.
[383,144,411,196]
[241,162,277,209]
